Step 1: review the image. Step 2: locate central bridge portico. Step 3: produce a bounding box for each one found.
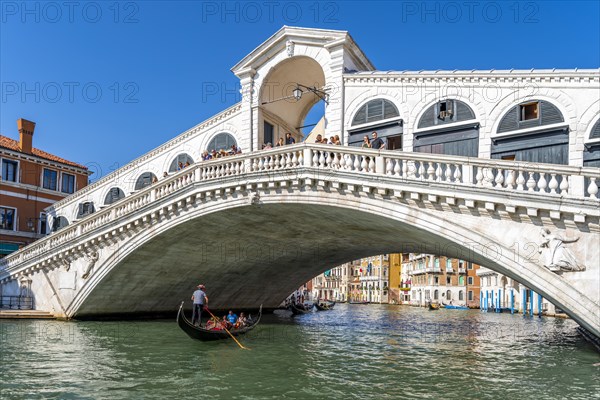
[0,27,599,338]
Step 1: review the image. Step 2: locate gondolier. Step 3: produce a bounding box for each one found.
[191,284,208,326]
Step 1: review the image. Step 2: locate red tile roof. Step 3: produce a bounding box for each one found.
[0,135,88,170]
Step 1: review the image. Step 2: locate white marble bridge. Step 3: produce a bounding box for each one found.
[0,144,599,337]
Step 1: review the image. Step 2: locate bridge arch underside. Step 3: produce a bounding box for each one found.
[72,198,599,336]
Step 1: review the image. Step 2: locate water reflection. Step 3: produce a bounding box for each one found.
[1,305,598,399]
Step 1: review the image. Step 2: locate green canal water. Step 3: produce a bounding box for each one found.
[1,304,598,399]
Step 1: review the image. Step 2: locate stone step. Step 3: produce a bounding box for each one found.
[0,309,55,319]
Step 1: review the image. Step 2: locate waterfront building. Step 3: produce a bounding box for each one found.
[477,267,557,316]
[407,254,480,307]
[388,253,404,304]
[359,255,389,303]
[0,119,89,258]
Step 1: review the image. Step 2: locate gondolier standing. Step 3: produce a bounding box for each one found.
[191,284,208,326]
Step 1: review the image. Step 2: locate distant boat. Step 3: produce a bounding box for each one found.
[348,300,369,304]
[177,302,262,341]
[443,304,469,310]
[315,302,336,311]
[428,303,440,310]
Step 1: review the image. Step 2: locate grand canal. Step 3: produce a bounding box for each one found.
[1,304,598,399]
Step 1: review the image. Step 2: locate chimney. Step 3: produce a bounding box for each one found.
[17,118,35,154]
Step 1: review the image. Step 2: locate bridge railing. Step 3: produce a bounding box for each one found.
[0,143,598,275]
[0,295,33,310]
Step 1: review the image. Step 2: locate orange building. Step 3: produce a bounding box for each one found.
[0,119,89,257]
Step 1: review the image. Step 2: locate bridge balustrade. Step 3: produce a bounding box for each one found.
[0,296,33,310]
[0,143,598,276]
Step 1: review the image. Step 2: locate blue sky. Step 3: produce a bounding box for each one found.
[1,1,598,181]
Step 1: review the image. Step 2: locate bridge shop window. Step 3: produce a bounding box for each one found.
[169,153,195,173]
[134,172,157,190]
[104,187,125,205]
[207,133,237,152]
[414,99,479,157]
[492,100,567,165]
[0,206,16,230]
[51,216,69,232]
[1,159,18,182]
[348,98,402,149]
[77,202,95,219]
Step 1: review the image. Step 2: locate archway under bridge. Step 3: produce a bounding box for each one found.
[63,198,598,338]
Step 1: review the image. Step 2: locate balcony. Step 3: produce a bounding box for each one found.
[458,267,467,274]
[445,267,454,274]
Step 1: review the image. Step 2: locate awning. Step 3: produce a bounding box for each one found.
[0,243,20,255]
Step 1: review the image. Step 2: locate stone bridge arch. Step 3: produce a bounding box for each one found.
[59,178,598,337]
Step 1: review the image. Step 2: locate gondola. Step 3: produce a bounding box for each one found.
[348,300,369,305]
[289,302,314,315]
[428,303,440,310]
[177,302,262,341]
[315,301,336,311]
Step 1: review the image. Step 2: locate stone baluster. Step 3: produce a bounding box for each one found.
[312,151,319,167]
[538,173,548,193]
[548,174,558,194]
[360,156,368,172]
[274,155,281,169]
[268,156,275,170]
[258,157,265,171]
[495,169,504,188]
[354,155,361,171]
[368,157,376,173]
[588,177,599,199]
[427,162,435,181]
[516,170,525,191]
[417,161,425,180]
[384,158,392,176]
[435,163,443,182]
[225,163,231,176]
[475,166,484,186]
[292,151,299,167]
[453,164,462,183]
[505,169,515,189]
[526,171,536,192]
[444,164,452,182]
[393,159,401,176]
[559,175,569,195]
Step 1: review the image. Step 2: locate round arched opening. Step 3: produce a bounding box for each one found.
[135,172,157,190]
[168,154,195,173]
[259,56,326,146]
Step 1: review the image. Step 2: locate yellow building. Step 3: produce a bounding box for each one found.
[388,254,403,304]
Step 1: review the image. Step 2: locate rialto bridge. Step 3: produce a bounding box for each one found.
[0,27,599,338]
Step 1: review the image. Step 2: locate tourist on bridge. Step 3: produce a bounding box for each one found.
[191,284,208,326]
[371,131,385,150]
[276,137,285,147]
[285,132,295,145]
[362,136,371,148]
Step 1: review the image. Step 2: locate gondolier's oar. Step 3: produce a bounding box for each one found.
[203,307,250,350]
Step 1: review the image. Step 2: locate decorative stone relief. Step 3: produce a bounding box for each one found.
[81,252,100,279]
[62,258,71,272]
[538,228,585,272]
[286,40,295,57]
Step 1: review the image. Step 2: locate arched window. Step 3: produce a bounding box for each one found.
[51,216,69,232]
[446,290,452,300]
[434,290,439,300]
[135,172,157,190]
[169,153,194,173]
[417,99,476,129]
[414,99,479,157]
[206,133,237,152]
[493,100,568,165]
[104,187,125,205]
[352,99,399,126]
[458,291,464,301]
[77,202,95,218]
[590,119,600,141]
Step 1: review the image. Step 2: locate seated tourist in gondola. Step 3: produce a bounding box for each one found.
[221,315,233,330]
[227,310,238,325]
[235,312,248,328]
